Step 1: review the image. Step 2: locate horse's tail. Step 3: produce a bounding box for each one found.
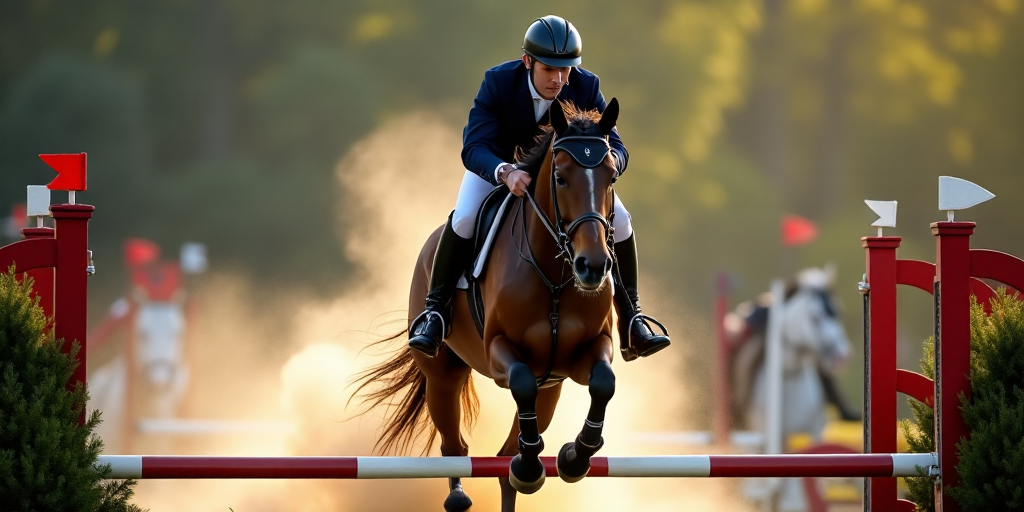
[349,329,478,455]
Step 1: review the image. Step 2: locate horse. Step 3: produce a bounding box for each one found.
[725,266,857,442]
[354,99,622,512]
[89,259,192,453]
[724,267,857,511]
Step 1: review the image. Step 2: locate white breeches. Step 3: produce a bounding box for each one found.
[452,171,633,242]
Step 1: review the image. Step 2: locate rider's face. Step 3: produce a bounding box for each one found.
[524,56,571,100]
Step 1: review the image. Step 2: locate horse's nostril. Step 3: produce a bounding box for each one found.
[574,256,589,275]
[604,258,613,274]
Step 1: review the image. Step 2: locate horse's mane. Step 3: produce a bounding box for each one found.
[513,101,603,179]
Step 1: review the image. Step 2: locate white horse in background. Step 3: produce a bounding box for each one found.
[89,290,192,453]
[725,266,857,511]
[134,299,191,419]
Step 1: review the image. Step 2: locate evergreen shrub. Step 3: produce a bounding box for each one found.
[0,266,143,511]
[949,291,1024,510]
[902,291,1024,512]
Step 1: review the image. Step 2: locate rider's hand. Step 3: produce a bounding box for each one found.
[500,164,532,197]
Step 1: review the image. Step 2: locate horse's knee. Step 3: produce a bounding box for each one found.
[508,362,538,410]
[589,361,615,404]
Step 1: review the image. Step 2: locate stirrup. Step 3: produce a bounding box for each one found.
[409,309,449,357]
[620,312,670,361]
[411,308,453,338]
[627,313,669,339]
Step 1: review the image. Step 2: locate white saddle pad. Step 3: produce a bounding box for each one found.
[457,193,514,290]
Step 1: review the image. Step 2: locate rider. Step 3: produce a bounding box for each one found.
[408,15,671,362]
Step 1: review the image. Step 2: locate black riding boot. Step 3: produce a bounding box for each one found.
[613,233,671,362]
[408,213,475,357]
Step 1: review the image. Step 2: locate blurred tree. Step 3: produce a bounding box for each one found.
[0,55,149,207]
[249,46,378,168]
[147,158,354,297]
[727,0,1021,218]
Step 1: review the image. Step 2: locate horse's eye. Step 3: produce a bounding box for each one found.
[555,175,567,187]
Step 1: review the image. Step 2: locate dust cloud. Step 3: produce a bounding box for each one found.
[126,112,753,512]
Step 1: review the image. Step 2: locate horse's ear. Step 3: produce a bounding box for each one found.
[598,97,619,136]
[550,100,569,136]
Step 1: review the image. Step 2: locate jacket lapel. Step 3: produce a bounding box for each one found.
[515,64,536,130]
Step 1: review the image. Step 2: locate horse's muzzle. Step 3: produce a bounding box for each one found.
[574,255,612,291]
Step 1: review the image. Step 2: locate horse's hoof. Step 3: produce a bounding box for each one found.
[508,454,546,494]
[556,442,589,483]
[509,470,545,494]
[443,487,473,512]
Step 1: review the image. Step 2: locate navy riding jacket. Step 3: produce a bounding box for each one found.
[462,59,628,186]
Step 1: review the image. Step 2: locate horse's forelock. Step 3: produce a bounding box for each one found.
[559,101,603,130]
[514,101,604,179]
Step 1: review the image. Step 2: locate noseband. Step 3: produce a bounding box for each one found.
[524,134,616,263]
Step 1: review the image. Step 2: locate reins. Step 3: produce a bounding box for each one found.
[511,196,572,387]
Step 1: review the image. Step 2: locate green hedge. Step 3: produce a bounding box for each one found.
[901,334,937,512]
[0,266,144,511]
[902,291,1024,512]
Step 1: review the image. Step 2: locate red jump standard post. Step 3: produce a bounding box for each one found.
[861,235,901,511]
[932,222,974,512]
[52,204,94,423]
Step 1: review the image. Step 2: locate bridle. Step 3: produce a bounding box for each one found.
[523,134,616,264]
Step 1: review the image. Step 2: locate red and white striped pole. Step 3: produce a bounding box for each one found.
[97,454,937,480]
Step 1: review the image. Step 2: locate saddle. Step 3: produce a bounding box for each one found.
[454,186,514,337]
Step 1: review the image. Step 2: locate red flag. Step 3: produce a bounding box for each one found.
[781,214,817,246]
[39,153,87,191]
[124,238,161,267]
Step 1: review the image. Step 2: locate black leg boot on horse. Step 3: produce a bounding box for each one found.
[613,233,671,362]
[506,362,547,494]
[409,212,475,357]
[557,360,615,482]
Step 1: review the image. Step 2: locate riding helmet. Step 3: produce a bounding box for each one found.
[522,15,582,67]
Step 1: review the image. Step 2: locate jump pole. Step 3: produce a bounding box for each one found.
[97,453,937,480]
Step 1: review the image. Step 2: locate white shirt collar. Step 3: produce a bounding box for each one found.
[527,75,553,123]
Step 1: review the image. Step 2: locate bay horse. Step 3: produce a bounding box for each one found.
[354,99,622,512]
